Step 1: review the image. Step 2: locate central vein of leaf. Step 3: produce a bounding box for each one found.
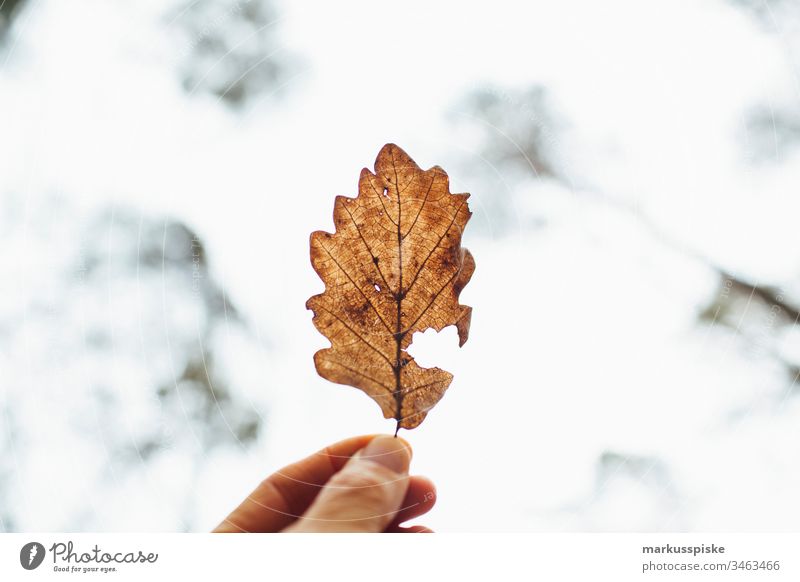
[393,159,404,435]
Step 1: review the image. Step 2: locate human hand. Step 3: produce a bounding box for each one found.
[213,434,436,533]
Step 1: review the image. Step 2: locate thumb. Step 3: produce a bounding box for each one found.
[285,435,412,532]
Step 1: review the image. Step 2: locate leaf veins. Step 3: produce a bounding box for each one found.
[306,144,475,432]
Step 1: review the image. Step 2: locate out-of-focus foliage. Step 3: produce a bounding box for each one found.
[451,85,562,180]
[728,0,797,26]
[729,0,800,161]
[700,272,800,382]
[447,85,566,234]
[447,65,800,527]
[0,0,26,41]
[744,106,800,162]
[169,0,293,106]
[0,196,264,530]
[2,0,800,534]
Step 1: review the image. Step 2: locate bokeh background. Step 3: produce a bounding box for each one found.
[1,0,799,532]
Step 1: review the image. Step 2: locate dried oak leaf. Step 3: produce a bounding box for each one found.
[307,144,475,432]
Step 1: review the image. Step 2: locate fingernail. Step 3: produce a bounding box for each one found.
[359,435,411,474]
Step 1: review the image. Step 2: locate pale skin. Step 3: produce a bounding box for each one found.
[213,434,436,533]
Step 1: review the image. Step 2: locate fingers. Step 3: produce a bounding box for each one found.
[284,436,412,532]
[386,524,434,533]
[213,434,436,534]
[388,475,437,529]
[213,434,378,533]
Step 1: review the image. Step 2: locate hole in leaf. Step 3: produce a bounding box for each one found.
[407,326,461,370]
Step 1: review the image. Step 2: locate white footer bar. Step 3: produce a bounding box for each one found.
[1,533,796,581]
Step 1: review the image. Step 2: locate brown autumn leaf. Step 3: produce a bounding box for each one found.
[306,144,475,432]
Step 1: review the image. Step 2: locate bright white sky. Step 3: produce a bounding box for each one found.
[1,0,799,531]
